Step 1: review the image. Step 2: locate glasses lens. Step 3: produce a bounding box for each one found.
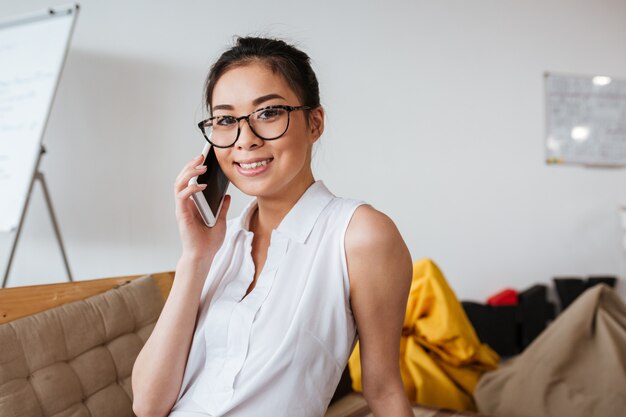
[249,107,289,140]
[206,116,238,147]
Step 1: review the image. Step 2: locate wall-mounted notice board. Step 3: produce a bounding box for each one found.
[545,72,626,167]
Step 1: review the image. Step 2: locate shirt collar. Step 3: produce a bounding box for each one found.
[235,180,335,244]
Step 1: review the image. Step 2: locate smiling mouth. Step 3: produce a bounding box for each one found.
[236,158,274,169]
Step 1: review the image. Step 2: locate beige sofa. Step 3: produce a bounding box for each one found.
[0,272,485,417]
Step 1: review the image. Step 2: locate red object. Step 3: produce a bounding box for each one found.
[487,288,519,306]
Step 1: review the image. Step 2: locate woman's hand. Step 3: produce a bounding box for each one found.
[174,153,231,265]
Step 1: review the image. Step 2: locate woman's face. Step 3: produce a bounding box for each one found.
[210,61,323,200]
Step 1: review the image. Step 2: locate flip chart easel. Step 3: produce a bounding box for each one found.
[0,4,79,287]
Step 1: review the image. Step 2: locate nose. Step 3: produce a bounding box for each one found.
[236,118,264,151]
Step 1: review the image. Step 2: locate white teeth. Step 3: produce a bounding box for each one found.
[239,159,271,169]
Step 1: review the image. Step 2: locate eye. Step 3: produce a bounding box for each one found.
[215,115,237,127]
[257,107,285,120]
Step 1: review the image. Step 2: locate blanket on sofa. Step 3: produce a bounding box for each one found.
[475,284,626,417]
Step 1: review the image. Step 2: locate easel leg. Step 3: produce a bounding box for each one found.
[1,172,73,288]
[2,168,38,288]
[37,172,73,283]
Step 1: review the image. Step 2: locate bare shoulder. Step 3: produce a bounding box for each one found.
[344,204,412,289]
[345,204,406,255]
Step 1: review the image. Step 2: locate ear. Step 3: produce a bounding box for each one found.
[307,106,325,144]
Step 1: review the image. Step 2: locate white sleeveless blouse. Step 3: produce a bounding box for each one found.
[169,180,366,417]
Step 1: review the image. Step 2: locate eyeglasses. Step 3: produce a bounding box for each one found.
[197,104,311,148]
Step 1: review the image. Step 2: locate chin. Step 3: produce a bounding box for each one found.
[230,176,277,198]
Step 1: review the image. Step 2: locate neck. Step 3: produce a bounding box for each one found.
[251,171,315,236]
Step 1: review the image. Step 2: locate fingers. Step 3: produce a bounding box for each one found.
[175,154,204,185]
[175,154,206,194]
[178,154,204,178]
[177,182,206,203]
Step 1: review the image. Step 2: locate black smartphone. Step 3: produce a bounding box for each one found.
[188,143,230,227]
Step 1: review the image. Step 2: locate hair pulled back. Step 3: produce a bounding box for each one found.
[204,36,320,116]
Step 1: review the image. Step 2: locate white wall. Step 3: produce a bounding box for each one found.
[1,0,625,302]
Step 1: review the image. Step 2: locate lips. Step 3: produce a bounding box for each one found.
[235,157,274,168]
[234,157,274,176]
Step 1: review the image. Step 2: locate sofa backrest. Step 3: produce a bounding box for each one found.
[0,275,167,417]
[0,271,174,325]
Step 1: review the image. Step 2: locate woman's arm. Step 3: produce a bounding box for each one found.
[345,205,414,417]
[131,256,212,417]
[132,154,231,417]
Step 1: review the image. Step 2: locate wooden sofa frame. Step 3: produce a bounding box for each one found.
[0,272,175,325]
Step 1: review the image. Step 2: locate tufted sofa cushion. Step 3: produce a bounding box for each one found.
[0,275,164,417]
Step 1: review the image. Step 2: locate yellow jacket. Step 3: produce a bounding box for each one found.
[348,258,499,411]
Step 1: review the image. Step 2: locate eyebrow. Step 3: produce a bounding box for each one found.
[212,93,286,112]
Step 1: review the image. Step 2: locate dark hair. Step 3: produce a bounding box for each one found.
[204,36,320,117]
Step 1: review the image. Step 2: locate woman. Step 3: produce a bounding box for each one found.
[132,36,414,417]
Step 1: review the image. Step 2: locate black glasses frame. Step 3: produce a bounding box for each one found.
[197,104,311,148]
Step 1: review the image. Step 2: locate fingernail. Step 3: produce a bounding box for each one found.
[195,165,206,170]
[198,184,207,188]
